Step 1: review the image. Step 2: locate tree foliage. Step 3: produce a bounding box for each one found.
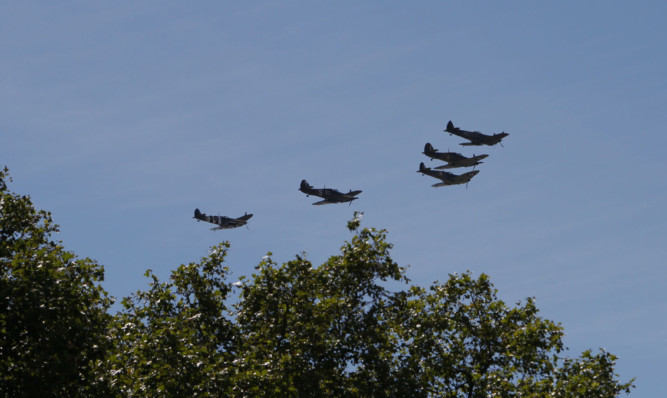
[0,168,634,396]
[0,167,113,396]
[102,243,237,396]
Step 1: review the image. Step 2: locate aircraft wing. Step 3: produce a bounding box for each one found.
[332,190,362,201]
[453,170,479,183]
[460,133,506,146]
[432,181,453,187]
[450,130,486,146]
[225,216,251,227]
[312,199,335,205]
[322,192,359,203]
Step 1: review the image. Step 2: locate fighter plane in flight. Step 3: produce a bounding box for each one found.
[444,120,508,147]
[299,179,362,205]
[422,143,488,169]
[193,208,253,230]
[417,162,479,188]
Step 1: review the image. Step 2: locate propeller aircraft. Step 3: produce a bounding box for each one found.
[299,179,362,205]
[193,208,253,230]
[444,120,508,147]
[422,143,488,169]
[417,162,479,188]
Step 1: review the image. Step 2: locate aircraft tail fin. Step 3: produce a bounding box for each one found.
[194,208,204,220]
[417,162,427,173]
[424,142,435,155]
[300,179,312,191]
[445,120,455,132]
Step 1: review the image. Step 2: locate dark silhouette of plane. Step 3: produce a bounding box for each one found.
[299,179,362,205]
[417,162,479,188]
[445,121,508,147]
[193,208,253,230]
[422,143,488,169]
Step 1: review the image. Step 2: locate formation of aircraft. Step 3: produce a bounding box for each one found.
[417,162,479,188]
[444,120,509,147]
[298,179,362,205]
[194,119,508,229]
[417,120,508,189]
[193,208,253,230]
[422,143,488,169]
[194,181,363,231]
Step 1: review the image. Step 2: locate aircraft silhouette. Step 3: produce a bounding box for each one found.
[417,162,479,188]
[193,208,253,230]
[299,179,362,205]
[422,143,488,169]
[444,120,508,147]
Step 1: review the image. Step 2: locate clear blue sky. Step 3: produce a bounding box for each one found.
[2,2,666,395]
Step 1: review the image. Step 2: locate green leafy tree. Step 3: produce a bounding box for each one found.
[231,220,408,396]
[229,215,634,397]
[102,243,237,396]
[1,167,633,396]
[394,275,634,397]
[0,167,113,396]
[108,211,633,396]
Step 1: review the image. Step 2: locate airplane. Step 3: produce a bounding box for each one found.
[299,179,362,205]
[193,208,253,230]
[422,143,488,169]
[444,120,509,147]
[417,162,479,188]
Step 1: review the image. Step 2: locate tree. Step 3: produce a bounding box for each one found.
[105,212,633,396]
[102,243,237,396]
[1,168,634,396]
[230,214,415,396]
[0,167,113,396]
[393,275,634,397]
